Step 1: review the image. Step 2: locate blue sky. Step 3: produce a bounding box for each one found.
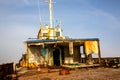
[0,0,120,63]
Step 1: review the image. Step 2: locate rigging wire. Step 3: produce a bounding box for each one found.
[37,0,42,25]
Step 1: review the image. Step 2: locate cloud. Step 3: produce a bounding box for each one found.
[0,0,36,8]
[91,8,120,28]
[23,0,30,5]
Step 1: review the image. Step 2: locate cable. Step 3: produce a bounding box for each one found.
[38,0,42,25]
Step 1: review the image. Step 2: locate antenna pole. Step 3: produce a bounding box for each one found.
[49,0,53,28]
[38,0,42,26]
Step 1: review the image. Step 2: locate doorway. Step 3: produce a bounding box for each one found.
[53,49,60,66]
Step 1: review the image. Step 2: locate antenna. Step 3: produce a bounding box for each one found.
[37,0,42,27]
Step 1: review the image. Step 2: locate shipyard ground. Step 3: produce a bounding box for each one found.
[17,67,120,80]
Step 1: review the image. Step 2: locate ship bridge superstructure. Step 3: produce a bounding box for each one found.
[20,0,101,68]
[37,0,64,40]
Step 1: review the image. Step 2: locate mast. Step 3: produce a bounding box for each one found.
[49,0,53,28]
[47,0,54,39]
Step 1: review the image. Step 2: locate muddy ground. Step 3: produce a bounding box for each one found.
[17,68,120,80]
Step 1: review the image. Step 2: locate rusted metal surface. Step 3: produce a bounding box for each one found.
[59,69,70,75]
[0,63,17,80]
[23,39,101,69]
[93,57,120,68]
